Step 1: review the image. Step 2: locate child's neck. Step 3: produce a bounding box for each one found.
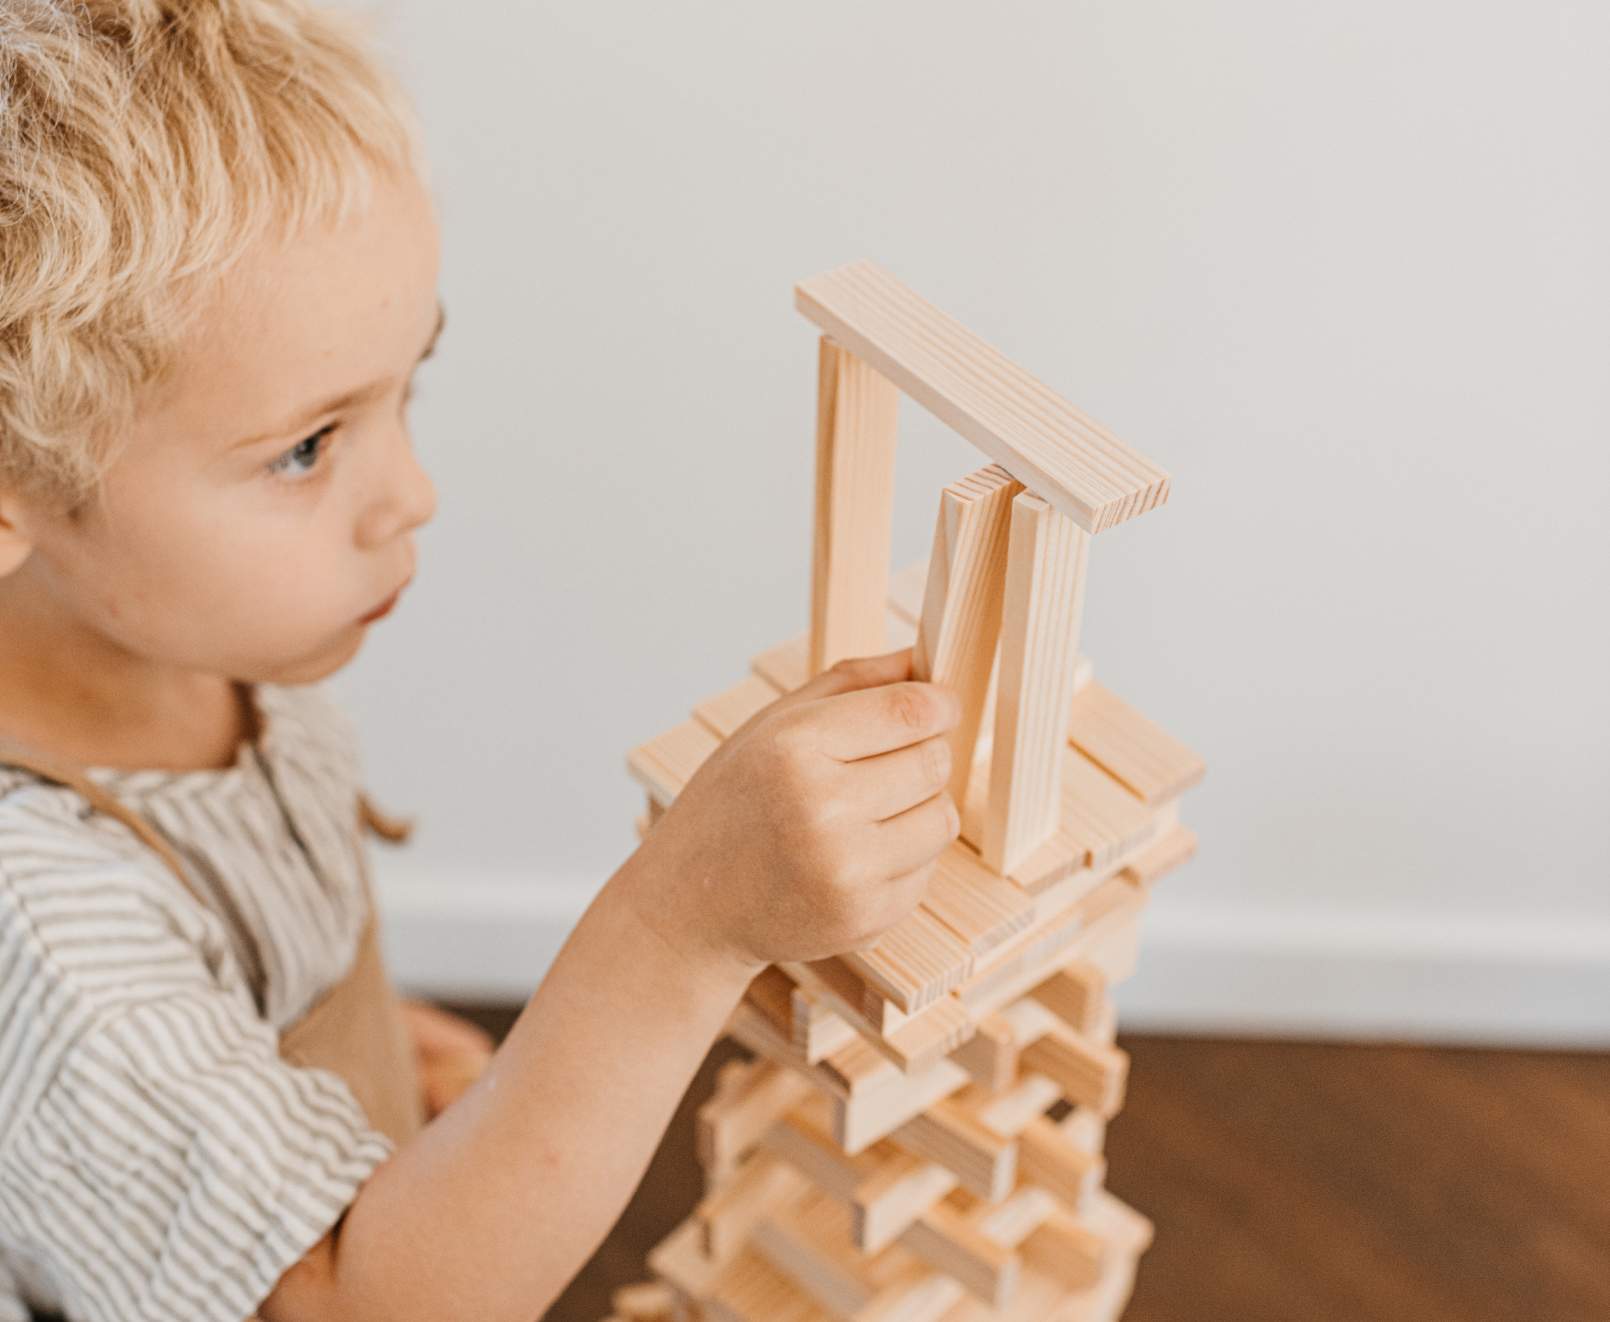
[0,606,256,775]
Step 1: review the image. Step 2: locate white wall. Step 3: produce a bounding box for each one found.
[332,1,1610,1040]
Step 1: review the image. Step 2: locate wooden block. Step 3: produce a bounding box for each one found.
[702,1244,834,1322]
[836,1054,971,1154]
[971,1186,1060,1249]
[611,1279,678,1321]
[752,634,811,693]
[852,1155,961,1256]
[892,1095,1018,1202]
[1017,1115,1105,1209]
[752,1188,885,1317]
[911,465,1021,815]
[1019,1208,1106,1292]
[982,494,1090,874]
[787,958,976,1073]
[1052,746,1165,872]
[844,904,975,1014]
[1020,1028,1129,1119]
[647,1219,723,1302]
[887,556,930,625]
[794,261,1170,534]
[627,718,722,805]
[956,879,1143,1020]
[1029,962,1106,1038]
[763,1098,959,1255]
[1059,1106,1107,1162]
[921,840,1036,963]
[975,1073,1064,1139]
[810,337,901,676]
[695,1154,807,1261]
[791,984,859,1065]
[752,1187,959,1322]
[1066,681,1205,805]
[948,1014,1018,1093]
[695,672,785,740]
[1119,822,1198,888]
[697,1056,814,1180]
[899,1198,1021,1308]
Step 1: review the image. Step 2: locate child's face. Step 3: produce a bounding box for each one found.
[13,167,442,688]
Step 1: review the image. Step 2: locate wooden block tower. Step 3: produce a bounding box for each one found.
[614,261,1203,1322]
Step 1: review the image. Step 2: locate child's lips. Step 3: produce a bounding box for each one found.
[359,578,411,624]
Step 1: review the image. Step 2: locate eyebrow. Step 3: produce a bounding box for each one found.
[229,301,445,451]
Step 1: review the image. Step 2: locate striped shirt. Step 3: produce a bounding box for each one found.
[0,682,395,1322]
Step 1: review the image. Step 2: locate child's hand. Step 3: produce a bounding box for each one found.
[397,998,497,1118]
[635,648,961,970]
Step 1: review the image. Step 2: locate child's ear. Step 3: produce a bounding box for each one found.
[0,491,38,578]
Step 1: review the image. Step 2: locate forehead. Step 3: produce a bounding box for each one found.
[141,170,442,450]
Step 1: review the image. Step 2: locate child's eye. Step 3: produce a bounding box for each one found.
[267,424,337,482]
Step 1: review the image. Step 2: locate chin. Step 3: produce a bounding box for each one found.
[257,626,369,687]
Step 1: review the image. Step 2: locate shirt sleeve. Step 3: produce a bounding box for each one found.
[0,794,395,1322]
[0,987,395,1322]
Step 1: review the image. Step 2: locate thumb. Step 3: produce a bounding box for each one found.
[770,647,915,711]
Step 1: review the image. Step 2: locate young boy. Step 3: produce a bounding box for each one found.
[0,3,959,1319]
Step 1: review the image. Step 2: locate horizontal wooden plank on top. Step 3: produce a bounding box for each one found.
[794,261,1170,534]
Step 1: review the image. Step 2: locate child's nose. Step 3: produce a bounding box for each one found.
[357,438,437,549]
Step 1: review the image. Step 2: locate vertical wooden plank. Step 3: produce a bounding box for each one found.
[809,336,899,675]
[982,493,1091,875]
[911,465,1021,820]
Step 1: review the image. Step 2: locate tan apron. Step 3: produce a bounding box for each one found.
[0,738,428,1148]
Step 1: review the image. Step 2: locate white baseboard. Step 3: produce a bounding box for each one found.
[374,863,1610,1049]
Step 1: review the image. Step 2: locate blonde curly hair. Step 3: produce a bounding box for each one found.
[0,0,424,515]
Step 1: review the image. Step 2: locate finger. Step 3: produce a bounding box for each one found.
[845,733,953,822]
[812,680,960,762]
[870,791,960,880]
[769,649,915,709]
[849,862,941,949]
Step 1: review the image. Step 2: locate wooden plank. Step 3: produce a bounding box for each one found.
[911,464,1020,818]
[1066,681,1205,804]
[753,635,811,693]
[787,957,976,1073]
[844,905,975,1014]
[899,1198,1021,1307]
[836,1055,971,1155]
[1029,962,1106,1038]
[982,494,1090,874]
[795,261,1169,535]
[1118,822,1198,888]
[1020,1028,1130,1119]
[949,1014,1019,1094]
[695,672,785,740]
[647,1219,723,1301]
[697,1056,815,1180]
[920,844,1035,960]
[1019,1208,1106,1292]
[1006,745,1164,890]
[762,1097,958,1255]
[1018,1114,1106,1209]
[626,717,721,805]
[888,557,930,625]
[695,1153,808,1260]
[892,1096,1018,1202]
[703,1244,834,1322]
[810,337,900,676]
[791,984,859,1065]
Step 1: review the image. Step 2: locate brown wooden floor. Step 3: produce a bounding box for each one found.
[445,1004,1610,1322]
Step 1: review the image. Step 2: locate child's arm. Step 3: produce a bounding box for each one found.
[261,650,960,1322]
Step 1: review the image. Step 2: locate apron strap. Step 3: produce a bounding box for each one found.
[0,735,206,906]
[0,739,412,912]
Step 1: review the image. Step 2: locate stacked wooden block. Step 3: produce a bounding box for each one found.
[614,262,1200,1322]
